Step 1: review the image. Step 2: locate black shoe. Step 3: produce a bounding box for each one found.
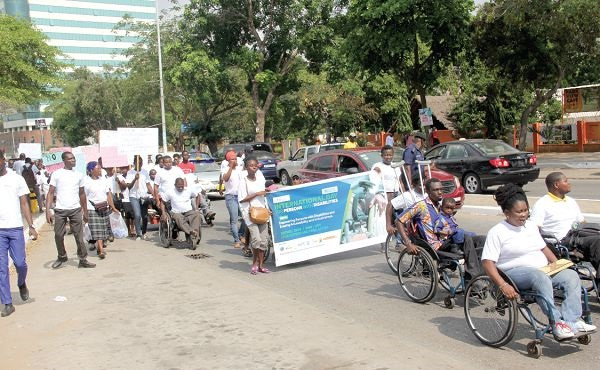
[78,259,96,268]
[18,283,29,301]
[88,245,96,251]
[1,304,15,317]
[51,256,68,269]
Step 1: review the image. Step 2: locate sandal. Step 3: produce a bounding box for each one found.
[258,267,270,274]
[250,265,258,275]
[98,252,106,259]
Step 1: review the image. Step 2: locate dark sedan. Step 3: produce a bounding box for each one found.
[298,148,465,206]
[253,150,279,181]
[424,139,540,194]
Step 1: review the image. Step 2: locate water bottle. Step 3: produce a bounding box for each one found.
[572,221,580,231]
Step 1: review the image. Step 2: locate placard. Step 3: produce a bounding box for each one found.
[17,143,42,159]
[266,173,387,266]
[100,146,129,167]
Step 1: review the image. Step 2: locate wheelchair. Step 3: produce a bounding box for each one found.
[392,223,467,308]
[158,210,202,250]
[463,270,594,358]
[542,233,600,302]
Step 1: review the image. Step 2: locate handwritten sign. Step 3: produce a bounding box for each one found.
[100,146,129,167]
[42,152,63,166]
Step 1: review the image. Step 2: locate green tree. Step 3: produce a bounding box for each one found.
[181,0,338,142]
[345,0,473,108]
[50,68,125,146]
[0,15,64,112]
[473,0,600,149]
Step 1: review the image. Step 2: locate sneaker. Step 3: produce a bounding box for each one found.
[18,283,29,301]
[1,304,15,317]
[554,321,575,340]
[571,320,597,333]
[78,259,96,268]
[142,234,148,241]
[51,256,68,269]
[135,236,141,241]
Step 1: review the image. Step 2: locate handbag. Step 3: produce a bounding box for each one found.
[245,178,270,224]
[249,206,270,224]
[91,200,110,214]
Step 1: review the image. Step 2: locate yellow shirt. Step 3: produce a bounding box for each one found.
[343,141,358,149]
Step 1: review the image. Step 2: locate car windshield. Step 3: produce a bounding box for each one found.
[472,140,520,155]
[357,152,382,168]
[252,143,272,152]
[194,162,220,173]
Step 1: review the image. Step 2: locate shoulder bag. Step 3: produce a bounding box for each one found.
[245,178,270,224]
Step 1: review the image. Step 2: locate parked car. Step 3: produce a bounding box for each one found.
[253,150,279,181]
[424,139,540,194]
[189,151,215,163]
[278,143,344,185]
[190,162,222,197]
[298,148,465,207]
[213,142,273,163]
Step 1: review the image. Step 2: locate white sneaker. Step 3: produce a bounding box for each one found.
[135,236,141,241]
[572,320,597,333]
[554,321,575,340]
[142,234,148,240]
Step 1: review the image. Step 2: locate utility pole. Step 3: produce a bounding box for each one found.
[155,2,167,153]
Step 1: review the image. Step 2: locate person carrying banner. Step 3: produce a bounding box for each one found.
[0,151,37,317]
[238,156,270,274]
[46,152,96,269]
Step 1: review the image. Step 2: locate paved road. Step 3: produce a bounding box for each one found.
[3,194,600,369]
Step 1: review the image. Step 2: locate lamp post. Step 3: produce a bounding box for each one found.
[155,2,167,153]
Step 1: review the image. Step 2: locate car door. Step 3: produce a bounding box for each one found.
[288,147,306,175]
[299,154,334,181]
[336,154,362,176]
[437,143,469,177]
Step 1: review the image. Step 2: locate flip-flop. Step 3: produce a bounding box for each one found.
[250,266,258,275]
[258,267,270,274]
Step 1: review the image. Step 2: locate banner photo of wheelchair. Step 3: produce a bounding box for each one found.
[266,172,387,266]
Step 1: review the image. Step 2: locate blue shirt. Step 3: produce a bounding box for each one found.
[402,144,424,174]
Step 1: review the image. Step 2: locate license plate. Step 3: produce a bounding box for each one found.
[264,164,276,168]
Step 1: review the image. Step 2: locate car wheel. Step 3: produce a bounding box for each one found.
[463,173,482,194]
[280,170,291,186]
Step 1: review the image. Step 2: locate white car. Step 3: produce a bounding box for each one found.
[277,143,344,185]
[188,162,222,197]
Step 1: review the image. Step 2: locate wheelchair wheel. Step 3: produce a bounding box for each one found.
[396,247,438,303]
[464,275,517,347]
[438,260,464,295]
[384,233,404,274]
[158,217,171,248]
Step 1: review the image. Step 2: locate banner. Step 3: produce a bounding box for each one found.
[266,173,387,266]
[563,86,600,113]
[99,146,129,167]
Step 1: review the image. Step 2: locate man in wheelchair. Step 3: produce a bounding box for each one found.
[159,178,201,246]
[395,178,483,282]
[482,184,596,340]
[531,172,600,286]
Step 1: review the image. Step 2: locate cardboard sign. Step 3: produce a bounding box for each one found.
[100,146,129,167]
[42,152,63,166]
[17,143,42,160]
[49,147,72,153]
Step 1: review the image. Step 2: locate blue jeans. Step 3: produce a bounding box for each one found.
[0,228,27,305]
[225,194,244,242]
[129,197,149,237]
[505,267,582,324]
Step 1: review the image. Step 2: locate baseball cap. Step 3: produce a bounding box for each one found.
[225,150,237,161]
[349,132,357,137]
[413,132,426,141]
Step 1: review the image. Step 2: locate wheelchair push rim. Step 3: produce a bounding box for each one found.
[384,233,405,274]
[463,275,518,348]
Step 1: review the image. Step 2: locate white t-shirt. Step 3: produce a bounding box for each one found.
[126,169,150,199]
[155,166,185,194]
[84,176,110,209]
[13,160,25,175]
[116,174,130,202]
[105,175,116,193]
[237,175,267,219]
[0,172,30,228]
[530,194,584,240]
[162,188,197,213]
[482,220,548,271]
[371,162,401,193]
[391,190,426,210]
[220,162,243,196]
[50,168,85,210]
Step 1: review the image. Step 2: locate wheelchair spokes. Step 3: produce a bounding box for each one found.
[397,248,438,303]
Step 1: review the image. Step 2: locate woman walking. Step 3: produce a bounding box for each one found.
[84,162,119,259]
[238,156,270,274]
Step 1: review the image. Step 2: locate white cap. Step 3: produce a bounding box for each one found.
[349,132,357,137]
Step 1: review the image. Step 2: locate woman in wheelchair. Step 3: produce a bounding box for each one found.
[482,184,596,340]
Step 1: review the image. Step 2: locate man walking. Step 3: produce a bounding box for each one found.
[46,152,95,269]
[0,151,37,317]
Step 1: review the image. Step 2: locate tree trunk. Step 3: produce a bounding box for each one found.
[517,66,564,151]
[255,107,265,142]
[207,141,218,155]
